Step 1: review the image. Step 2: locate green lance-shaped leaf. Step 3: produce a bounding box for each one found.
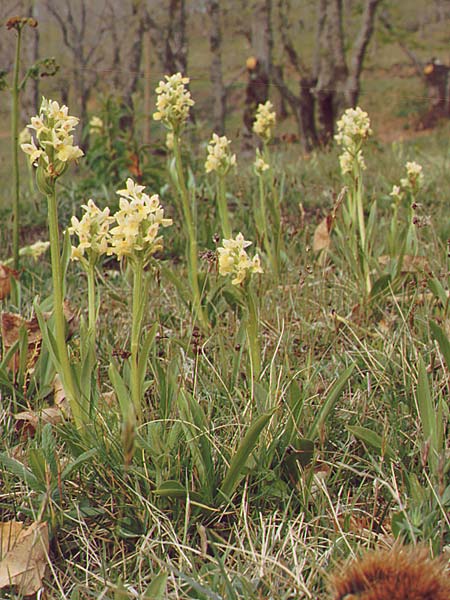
[177,391,215,501]
[153,480,203,504]
[430,320,450,371]
[34,300,61,373]
[108,359,131,419]
[138,322,158,393]
[61,448,97,480]
[0,453,42,491]
[307,364,355,441]
[347,425,396,460]
[416,356,440,474]
[428,277,448,308]
[143,571,168,599]
[218,410,273,500]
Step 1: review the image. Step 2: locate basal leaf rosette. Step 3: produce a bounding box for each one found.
[153,73,194,134]
[218,233,263,286]
[108,178,172,265]
[21,97,83,193]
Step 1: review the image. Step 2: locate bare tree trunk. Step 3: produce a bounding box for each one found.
[107,1,122,92]
[207,0,226,134]
[344,0,382,106]
[243,0,273,142]
[119,0,147,133]
[143,31,151,145]
[378,11,424,79]
[250,0,273,90]
[164,0,188,74]
[28,0,40,112]
[275,0,319,150]
[46,0,107,137]
[315,0,380,140]
[315,0,348,142]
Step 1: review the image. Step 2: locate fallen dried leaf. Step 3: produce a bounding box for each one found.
[378,255,431,274]
[0,312,42,374]
[0,264,18,300]
[312,187,346,253]
[313,216,332,252]
[0,521,48,596]
[14,374,71,434]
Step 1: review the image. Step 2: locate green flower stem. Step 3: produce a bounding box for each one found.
[345,158,371,299]
[245,283,261,381]
[172,134,207,328]
[355,173,366,251]
[357,174,372,296]
[406,199,418,256]
[130,258,144,423]
[47,185,82,426]
[258,175,268,244]
[217,175,231,238]
[87,262,97,333]
[257,174,275,277]
[389,200,399,256]
[265,148,281,281]
[11,26,23,271]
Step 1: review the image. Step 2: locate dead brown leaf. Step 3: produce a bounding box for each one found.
[15,406,65,430]
[1,313,42,374]
[313,216,332,252]
[378,255,431,274]
[62,300,78,338]
[14,375,71,434]
[1,301,78,375]
[312,187,346,253]
[0,521,48,596]
[0,264,18,300]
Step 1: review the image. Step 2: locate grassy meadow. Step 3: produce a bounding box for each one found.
[0,9,449,600]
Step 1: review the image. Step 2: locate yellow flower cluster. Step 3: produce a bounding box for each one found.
[218,233,263,286]
[89,116,103,135]
[401,161,424,191]
[253,101,276,142]
[19,240,50,261]
[205,133,236,175]
[21,97,83,176]
[335,107,372,147]
[18,127,31,146]
[108,178,172,262]
[339,149,366,175]
[69,199,113,264]
[153,73,194,132]
[253,149,270,176]
[335,106,372,175]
